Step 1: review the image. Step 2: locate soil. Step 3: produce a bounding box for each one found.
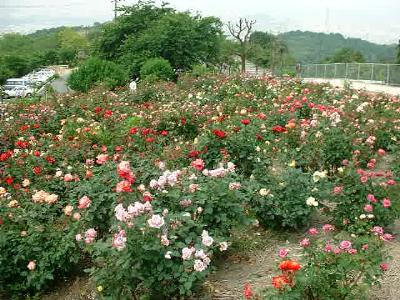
[40,219,399,300]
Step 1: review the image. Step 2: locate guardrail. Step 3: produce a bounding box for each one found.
[299,63,400,86]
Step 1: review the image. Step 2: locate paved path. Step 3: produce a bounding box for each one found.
[303,78,400,95]
[51,71,72,94]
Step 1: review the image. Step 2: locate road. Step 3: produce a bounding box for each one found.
[50,71,72,94]
[303,78,400,96]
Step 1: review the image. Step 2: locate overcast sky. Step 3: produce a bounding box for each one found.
[0,0,399,44]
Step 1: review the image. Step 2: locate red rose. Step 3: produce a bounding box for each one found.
[146,137,155,143]
[33,166,42,175]
[241,119,250,125]
[160,130,168,136]
[243,283,252,299]
[213,129,227,139]
[272,125,287,133]
[272,275,290,289]
[279,260,301,272]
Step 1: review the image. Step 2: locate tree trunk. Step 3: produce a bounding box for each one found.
[241,43,246,73]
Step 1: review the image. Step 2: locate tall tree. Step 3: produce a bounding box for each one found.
[397,39,400,64]
[95,1,222,76]
[227,18,256,73]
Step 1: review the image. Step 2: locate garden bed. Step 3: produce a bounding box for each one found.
[1,74,399,299]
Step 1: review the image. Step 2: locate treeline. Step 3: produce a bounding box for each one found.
[0,26,97,84]
[2,0,399,87]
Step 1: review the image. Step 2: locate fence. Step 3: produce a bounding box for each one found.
[299,63,400,86]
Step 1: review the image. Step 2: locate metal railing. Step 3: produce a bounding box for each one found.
[299,63,400,86]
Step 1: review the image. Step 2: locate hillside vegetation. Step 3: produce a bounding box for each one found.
[279,30,397,63]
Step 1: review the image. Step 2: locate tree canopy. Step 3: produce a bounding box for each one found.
[322,48,366,63]
[94,1,223,76]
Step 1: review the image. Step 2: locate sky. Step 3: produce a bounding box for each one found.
[0,0,399,45]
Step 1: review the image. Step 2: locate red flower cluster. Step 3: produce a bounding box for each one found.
[272,260,302,290]
[213,129,227,139]
[272,125,287,133]
[241,119,250,125]
[279,260,301,272]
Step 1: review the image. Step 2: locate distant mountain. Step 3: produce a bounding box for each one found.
[278,31,397,64]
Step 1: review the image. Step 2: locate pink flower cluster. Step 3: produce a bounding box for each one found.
[371,226,394,241]
[78,195,91,209]
[202,162,235,178]
[84,228,97,244]
[114,202,152,223]
[112,229,127,250]
[357,168,396,186]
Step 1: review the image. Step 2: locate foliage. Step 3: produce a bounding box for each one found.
[249,168,317,230]
[248,31,292,69]
[140,57,175,81]
[67,57,128,92]
[95,1,222,76]
[322,47,366,63]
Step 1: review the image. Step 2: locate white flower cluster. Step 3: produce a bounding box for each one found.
[202,162,235,178]
[149,170,182,190]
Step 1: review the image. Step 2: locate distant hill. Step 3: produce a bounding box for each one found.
[279,31,397,64]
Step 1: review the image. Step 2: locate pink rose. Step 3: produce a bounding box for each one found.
[300,238,310,248]
[96,154,108,165]
[367,194,377,203]
[308,228,319,235]
[382,198,391,208]
[364,204,373,213]
[191,159,205,171]
[27,261,36,270]
[112,230,127,251]
[64,174,74,182]
[348,249,357,255]
[380,262,389,271]
[278,248,289,258]
[322,224,335,232]
[339,240,352,250]
[147,215,165,229]
[78,196,91,209]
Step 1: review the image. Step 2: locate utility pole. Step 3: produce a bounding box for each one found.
[112,0,124,21]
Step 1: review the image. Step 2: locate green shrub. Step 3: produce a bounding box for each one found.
[67,57,128,92]
[140,58,174,82]
[249,168,317,230]
[191,64,213,77]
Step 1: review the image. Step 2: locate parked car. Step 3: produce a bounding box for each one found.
[3,86,35,99]
[3,78,31,91]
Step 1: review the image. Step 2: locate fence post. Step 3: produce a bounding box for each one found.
[386,64,390,85]
[371,64,374,81]
[334,64,337,78]
[357,63,361,80]
[324,64,327,78]
[315,64,318,78]
[345,63,349,79]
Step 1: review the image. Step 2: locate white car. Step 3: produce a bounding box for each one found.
[3,86,34,99]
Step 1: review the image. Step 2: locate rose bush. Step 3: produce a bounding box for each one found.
[0,73,398,298]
